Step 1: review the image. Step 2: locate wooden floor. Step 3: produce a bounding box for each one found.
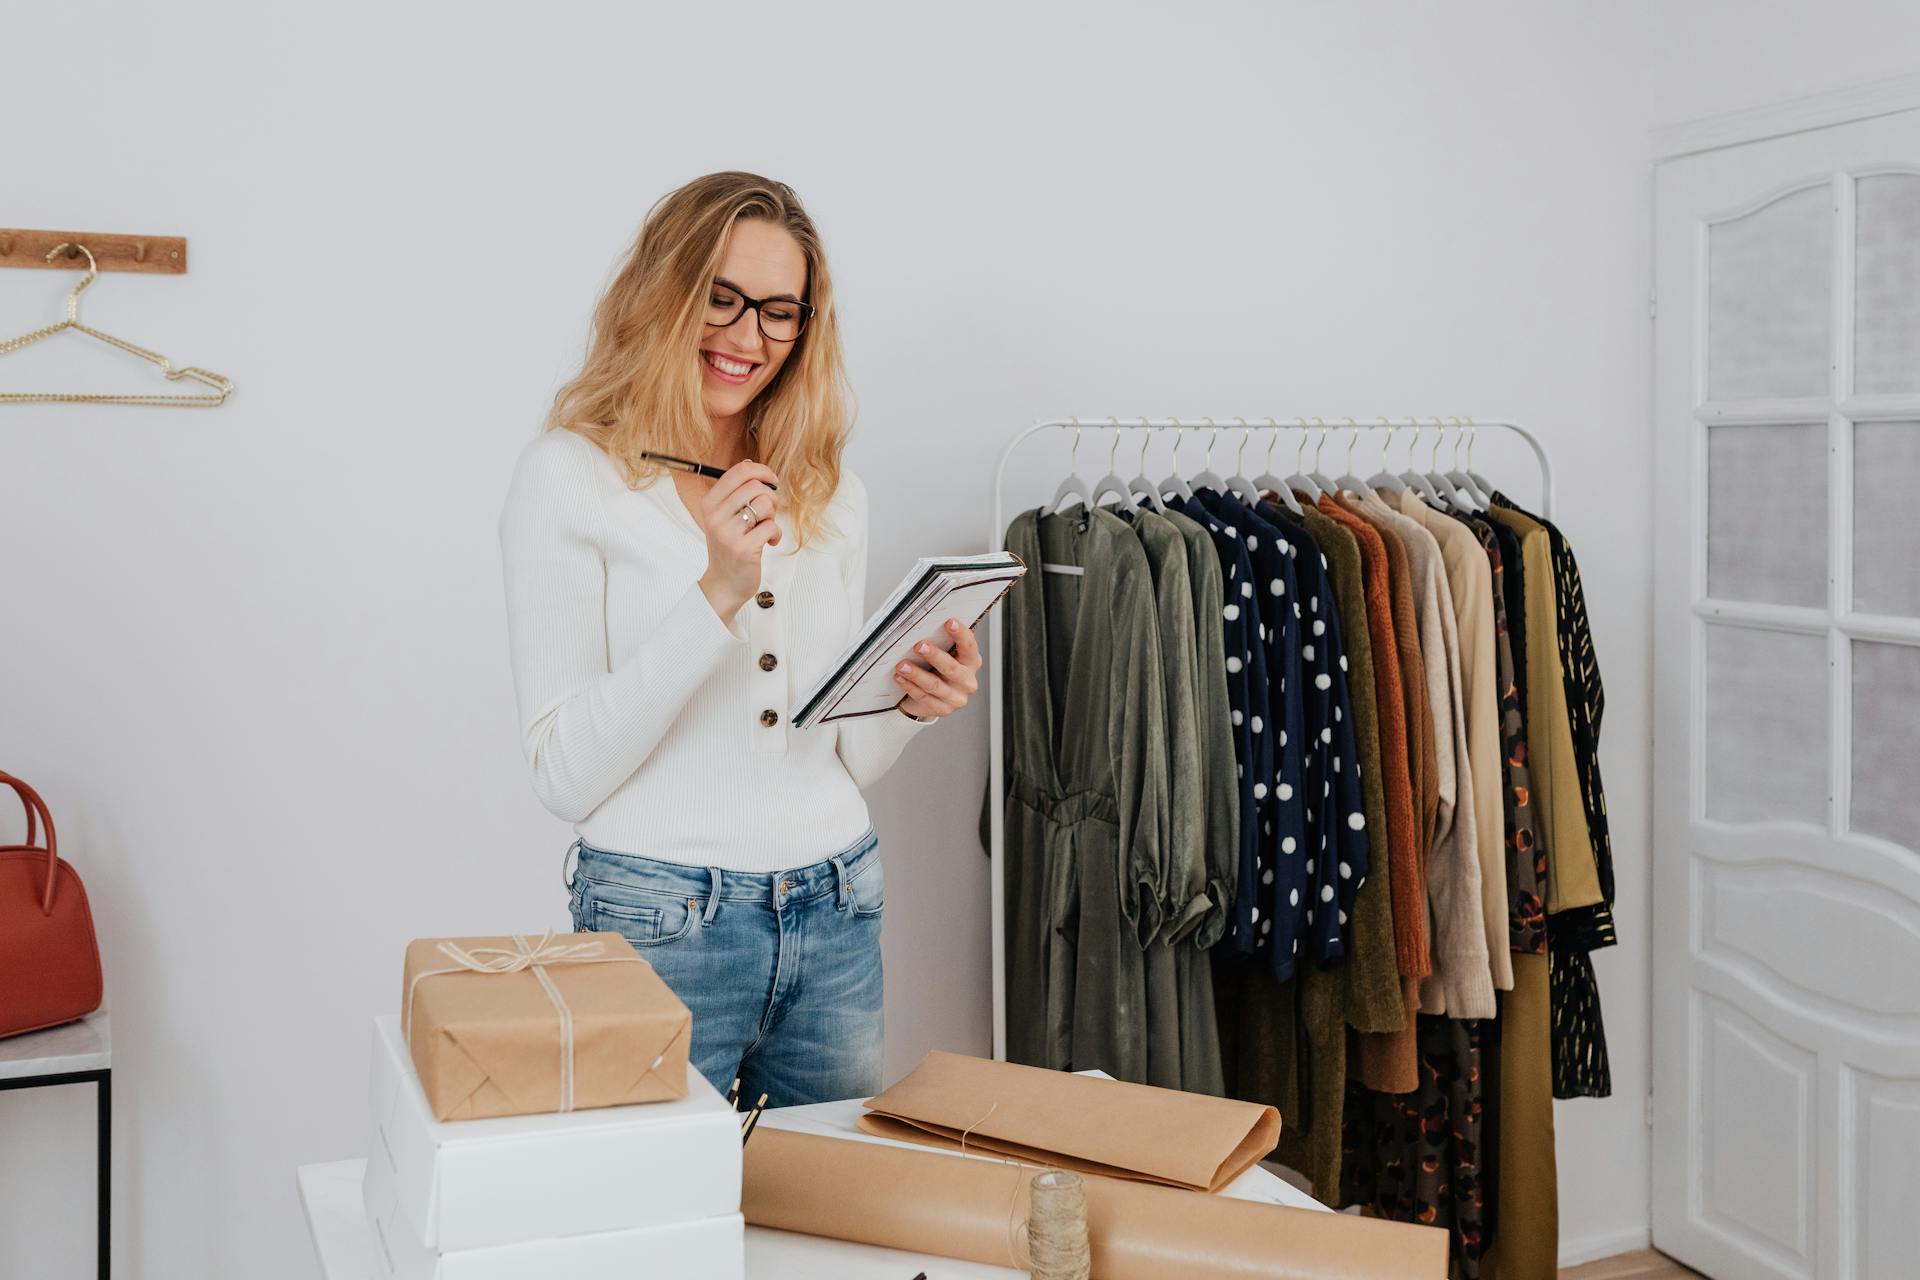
[1559,1249,1704,1279]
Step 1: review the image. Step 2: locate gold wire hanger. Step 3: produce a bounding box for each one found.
[0,242,234,406]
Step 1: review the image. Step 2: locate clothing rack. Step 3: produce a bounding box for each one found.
[983,415,1556,1059]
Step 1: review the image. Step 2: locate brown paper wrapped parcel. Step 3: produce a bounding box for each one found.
[401,931,690,1121]
[859,1050,1281,1192]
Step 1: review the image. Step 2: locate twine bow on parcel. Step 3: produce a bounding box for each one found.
[403,930,645,1113]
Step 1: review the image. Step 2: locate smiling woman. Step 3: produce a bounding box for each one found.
[496,172,982,1109]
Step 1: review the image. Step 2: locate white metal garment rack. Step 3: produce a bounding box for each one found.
[983,415,1556,1060]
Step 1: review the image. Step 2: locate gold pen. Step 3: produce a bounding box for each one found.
[740,1091,769,1144]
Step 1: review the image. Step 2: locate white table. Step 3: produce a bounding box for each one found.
[0,1013,112,1280]
[298,1092,1325,1278]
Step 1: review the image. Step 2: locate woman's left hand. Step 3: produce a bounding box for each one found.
[893,618,982,720]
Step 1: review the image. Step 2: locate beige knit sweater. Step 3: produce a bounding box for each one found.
[1397,492,1515,994]
[1353,491,1495,1019]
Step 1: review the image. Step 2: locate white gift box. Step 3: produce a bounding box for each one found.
[363,1149,744,1280]
[366,1014,741,1252]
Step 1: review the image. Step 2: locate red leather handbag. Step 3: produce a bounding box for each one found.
[0,773,104,1038]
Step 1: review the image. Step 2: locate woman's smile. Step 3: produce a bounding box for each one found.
[702,348,759,384]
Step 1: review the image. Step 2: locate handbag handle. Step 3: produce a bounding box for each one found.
[0,772,60,915]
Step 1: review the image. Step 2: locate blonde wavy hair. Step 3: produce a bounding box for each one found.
[545,171,853,545]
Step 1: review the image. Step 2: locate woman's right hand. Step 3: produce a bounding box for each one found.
[697,460,783,622]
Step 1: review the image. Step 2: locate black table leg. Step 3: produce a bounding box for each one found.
[0,1068,111,1278]
[97,1069,111,1280]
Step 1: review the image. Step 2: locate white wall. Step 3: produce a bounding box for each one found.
[0,2,1658,1274]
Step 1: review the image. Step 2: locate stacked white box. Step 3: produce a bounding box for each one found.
[363,1014,743,1278]
[362,1149,744,1280]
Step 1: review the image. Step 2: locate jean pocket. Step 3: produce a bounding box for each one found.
[847,859,886,918]
[586,890,699,946]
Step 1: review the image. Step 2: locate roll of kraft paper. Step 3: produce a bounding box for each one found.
[741,1128,1448,1279]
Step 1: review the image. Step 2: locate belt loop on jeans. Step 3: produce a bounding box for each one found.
[562,838,584,892]
[703,867,723,924]
[830,854,851,910]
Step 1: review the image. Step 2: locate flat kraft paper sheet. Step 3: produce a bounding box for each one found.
[743,1127,1448,1279]
[858,1050,1281,1192]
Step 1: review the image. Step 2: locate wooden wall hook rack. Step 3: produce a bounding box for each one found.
[0,229,188,275]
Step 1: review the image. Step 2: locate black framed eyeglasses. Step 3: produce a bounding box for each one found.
[706,281,814,343]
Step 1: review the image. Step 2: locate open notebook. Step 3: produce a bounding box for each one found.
[792,550,1026,728]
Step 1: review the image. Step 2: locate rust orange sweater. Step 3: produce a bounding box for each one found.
[1318,496,1424,977]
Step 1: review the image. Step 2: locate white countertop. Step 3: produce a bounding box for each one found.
[0,1012,110,1081]
[299,1091,1324,1277]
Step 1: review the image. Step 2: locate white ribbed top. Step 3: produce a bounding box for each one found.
[498,428,932,872]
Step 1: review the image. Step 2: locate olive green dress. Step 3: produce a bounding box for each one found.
[1159,505,1241,959]
[1132,506,1225,1095]
[1002,505,1168,1081]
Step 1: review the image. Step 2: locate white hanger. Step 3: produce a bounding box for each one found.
[1332,417,1378,501]
[1398,419,1443,504]
[1087,420,1134,509]
[1188,418,1228,494]
[1225,417,1265,505]
[1048,418,1090,513]
[1463,418,1498,505]
[1253,417,1304,516]
[1307,417,1340,496]
[1285,419,1325,502]
[1443,419,1489,510]
[1127,422,1168,513]
[1366,419,1406,496]
[1156,419,1196,501]
[1423,418,1468,508]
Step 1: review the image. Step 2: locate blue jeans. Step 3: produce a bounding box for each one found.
[565,828,885,1109]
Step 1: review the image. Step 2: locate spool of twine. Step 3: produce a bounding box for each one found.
[1026,1169,1091,1280]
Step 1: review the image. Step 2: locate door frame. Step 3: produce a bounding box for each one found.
[1654,70,1920,162]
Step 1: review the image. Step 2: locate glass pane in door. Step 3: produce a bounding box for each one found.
[1703,625,1829,826]
[1708,184,1833,401]
[1852,640,1920,854]
[1707,423,1828,607]
[1854,422,1920,617]
[1855,174,1920,396]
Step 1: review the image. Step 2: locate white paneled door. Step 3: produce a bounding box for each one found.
[1654,110,1920,1280]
